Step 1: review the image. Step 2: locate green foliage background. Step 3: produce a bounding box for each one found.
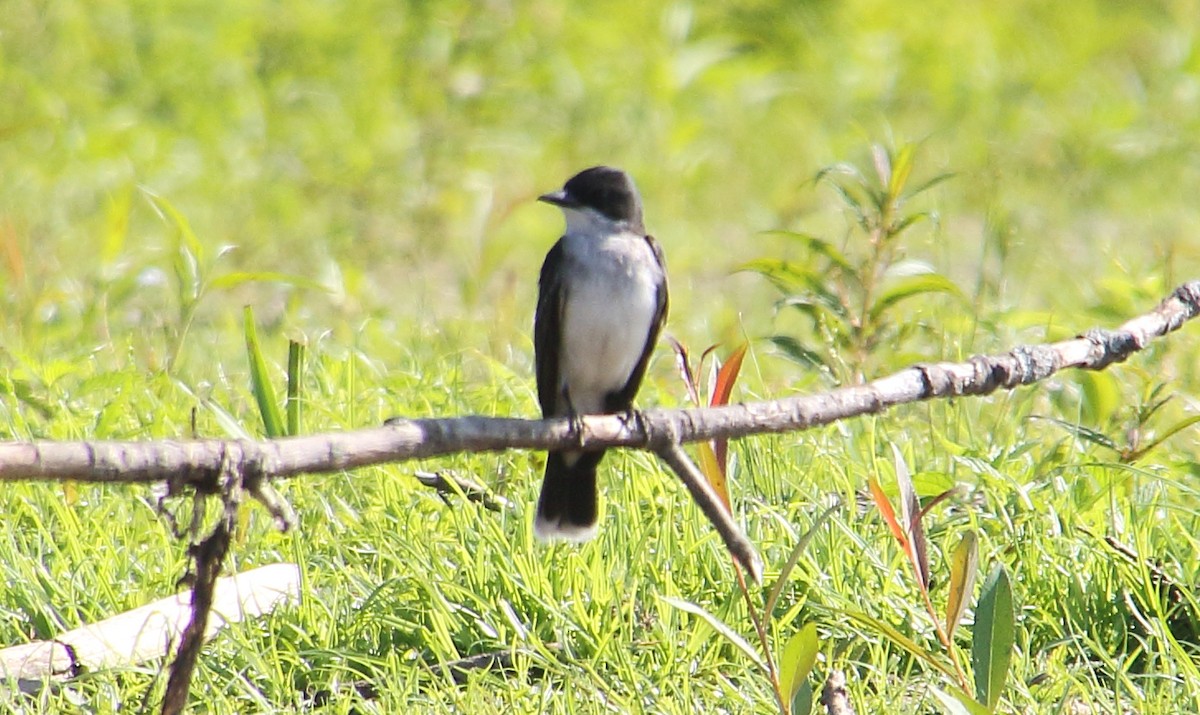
[2,0,1199,712]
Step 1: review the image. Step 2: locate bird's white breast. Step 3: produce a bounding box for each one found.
[559,230,662,415]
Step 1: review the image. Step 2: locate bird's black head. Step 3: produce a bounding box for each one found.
[539,166,644,231]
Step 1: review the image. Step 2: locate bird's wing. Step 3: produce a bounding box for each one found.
[606,234,669,412]
[534,238,566,417]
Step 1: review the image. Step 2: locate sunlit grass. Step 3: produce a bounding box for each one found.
[2,0,1200,712]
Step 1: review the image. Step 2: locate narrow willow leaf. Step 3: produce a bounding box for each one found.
[888,143,916,198]
[144,190,205,264]
[696,441,730,511]
[1131,414,1200,461]
[204,399,253,440]
[945,531,979,641]
[868,475,909,552]
[668,337,701,406]
[736,258,814,292]
[244,306,284,438]
[710,343,747,408]
[768,336,829,372]
[905,171,957,199]
[661,596,767,673]
[791,681,814,715]
[869,273,963,321]
[286,340,304,436]
[779,622,819,705]
[709,343,747,471]
[780,294,850,324]
[972,565,1015,710]
[765,502,841,617]
[1029,415,1119,452]
[761,231,855,273]
[893,444,929,590]
[872,143,892,188]
[930,686,992,715]
[842,609,956,678]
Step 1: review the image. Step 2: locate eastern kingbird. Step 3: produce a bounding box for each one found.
[533,166,669,541]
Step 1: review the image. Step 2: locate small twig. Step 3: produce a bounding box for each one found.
[413,470,513,512]
[653,442,763,582]
[160,451,241,715]
[821,669,856,715]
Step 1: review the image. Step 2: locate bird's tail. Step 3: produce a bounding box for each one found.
[534,450,605,541]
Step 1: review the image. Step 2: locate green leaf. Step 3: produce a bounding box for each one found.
[869,273,962,322]
[778,622,819,706]
[945,531,979,641]
[1029,415,1119,452]
[244,306,285,438]
[791,681,814,715]
[1129,414,1200,461]
[842,609,957,679]
[972,565,1015,710]
[761,231,855,273]
[904,171,957,199]
[661,596,767,674]
[888,143,916,198]
[1073,371,1120,428]
[766,502,841,617]
[930,686,993,715]
[286,339,304,436]
[144,189,205,264]
[780,293,850,324]
[737,258,815,293]
[768,336,829,372]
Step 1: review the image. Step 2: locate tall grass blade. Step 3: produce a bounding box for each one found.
[244,306,284,438]
[661,596,768,674]
[286,340,304,436]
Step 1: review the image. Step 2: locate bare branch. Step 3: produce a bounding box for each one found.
[1,281,1195,488]
[654,442,763,582]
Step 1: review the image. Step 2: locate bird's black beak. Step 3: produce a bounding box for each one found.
[538,189,575,208]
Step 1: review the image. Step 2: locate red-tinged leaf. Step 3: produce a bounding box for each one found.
[872,143,892,188]
[668,337,701,406]
[893,444,929,589]
[710,343,748,471]
[918,485,962,521]
[697,441,731,512]
[710,343,747,407]
[868,475,909,552]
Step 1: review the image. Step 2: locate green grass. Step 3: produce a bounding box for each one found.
[3,0,1200,712]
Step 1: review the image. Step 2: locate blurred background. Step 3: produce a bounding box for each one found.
[3,0,1198,404]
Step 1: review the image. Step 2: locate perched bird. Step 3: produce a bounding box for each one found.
[533,166,669,541]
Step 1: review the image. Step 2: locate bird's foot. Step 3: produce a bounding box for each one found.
[618,408,651,446]
[568,412,587,449]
